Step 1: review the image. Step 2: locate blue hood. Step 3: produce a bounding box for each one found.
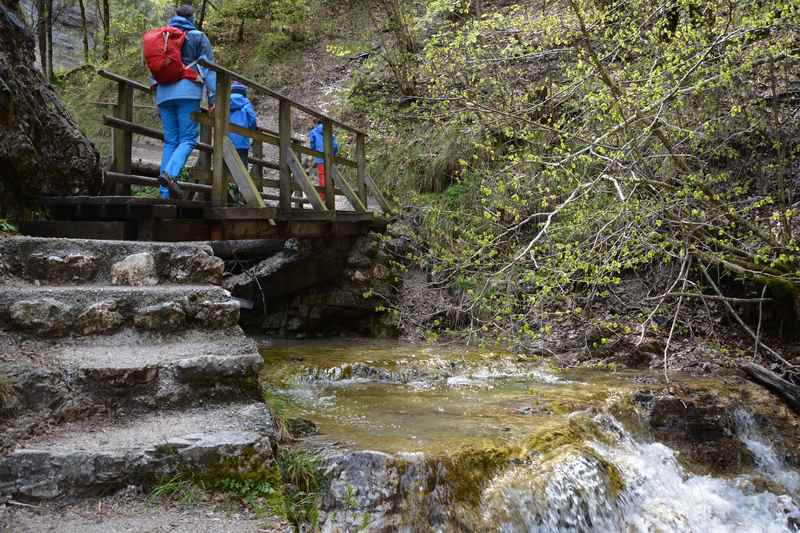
[169,15,196,31]
[231,81,248,96]
[230,93,249,111]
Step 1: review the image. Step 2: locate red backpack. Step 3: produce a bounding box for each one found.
[143,26,199,85]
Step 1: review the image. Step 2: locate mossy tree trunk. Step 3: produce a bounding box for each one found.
[0,0,101,218]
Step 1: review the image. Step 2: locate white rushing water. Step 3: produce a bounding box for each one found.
[735,408,800,497]
[483,414,800,532]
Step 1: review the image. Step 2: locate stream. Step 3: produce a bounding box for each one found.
[259,339,800,532]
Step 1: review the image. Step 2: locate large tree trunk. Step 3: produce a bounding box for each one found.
[198,0,208,30]
[0,2,101,217]
[45,0,53,80]
[35,0,47,73]
[101,0,109,61]
[78,0,89,63]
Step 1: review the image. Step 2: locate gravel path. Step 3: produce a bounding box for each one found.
[0,494,289,532]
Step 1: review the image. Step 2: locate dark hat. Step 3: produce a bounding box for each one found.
[176,4,195,19]
[231,81,248,96]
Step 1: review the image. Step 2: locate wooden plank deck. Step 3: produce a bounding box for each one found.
[31,196,384,242]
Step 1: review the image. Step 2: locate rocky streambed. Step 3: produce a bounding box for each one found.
[259,339,800,532]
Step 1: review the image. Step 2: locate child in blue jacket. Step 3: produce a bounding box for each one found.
[229,81,258,165]
[307,118,339,201]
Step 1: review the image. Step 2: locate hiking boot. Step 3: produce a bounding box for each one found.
[158,173,185,200]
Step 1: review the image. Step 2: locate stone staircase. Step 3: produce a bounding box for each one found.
[0,237,273,501]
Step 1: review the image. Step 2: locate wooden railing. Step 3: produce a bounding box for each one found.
[97,64,390,220]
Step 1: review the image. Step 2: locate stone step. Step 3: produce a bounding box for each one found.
[0,237,224,286]
[0,285,239,337]
[0,328,265,448]
[0,403,275,500]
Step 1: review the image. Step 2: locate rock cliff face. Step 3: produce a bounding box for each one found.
[221,234,399,337]
[20,0,99,72]
[0,0,101,217]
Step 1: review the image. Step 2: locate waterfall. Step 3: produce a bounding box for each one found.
[482,414,800,532]
[735,408,800,497]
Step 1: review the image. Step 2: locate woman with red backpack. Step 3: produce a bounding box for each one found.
[144,5,216,199]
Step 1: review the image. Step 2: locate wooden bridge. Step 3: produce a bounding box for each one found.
[24,61,391,242]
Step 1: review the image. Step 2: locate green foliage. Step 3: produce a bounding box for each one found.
[351,0,800,351]
[0,219,19,234]
[262,389,292,442]
[279,449,322,493]
[149,474,201,506]
[277,449,326,527]
[217,477,283,516]
[206,0,310,71]
[133,186,161,198]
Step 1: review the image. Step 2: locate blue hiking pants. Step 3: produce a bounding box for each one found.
[158,98,200,199]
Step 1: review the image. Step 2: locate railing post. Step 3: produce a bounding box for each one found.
[322,118,336,212]
[251,139,264,191]
[194,121,212,201]
[278,99,292,211]
[356,133,367,208]
[198,122,212,177]
[113,81,133,195]
[212,71,231,207]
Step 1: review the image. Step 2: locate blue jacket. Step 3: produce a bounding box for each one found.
[153,16,217,106]
[308,122,339,164]
[229,82,257,150]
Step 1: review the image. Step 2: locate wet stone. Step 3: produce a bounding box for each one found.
[111,253,158,286]
[75,300,123,335]
[286,417,318,437]
[634,388,754,473]
[134,301,186,331]
[323,451,400,512]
